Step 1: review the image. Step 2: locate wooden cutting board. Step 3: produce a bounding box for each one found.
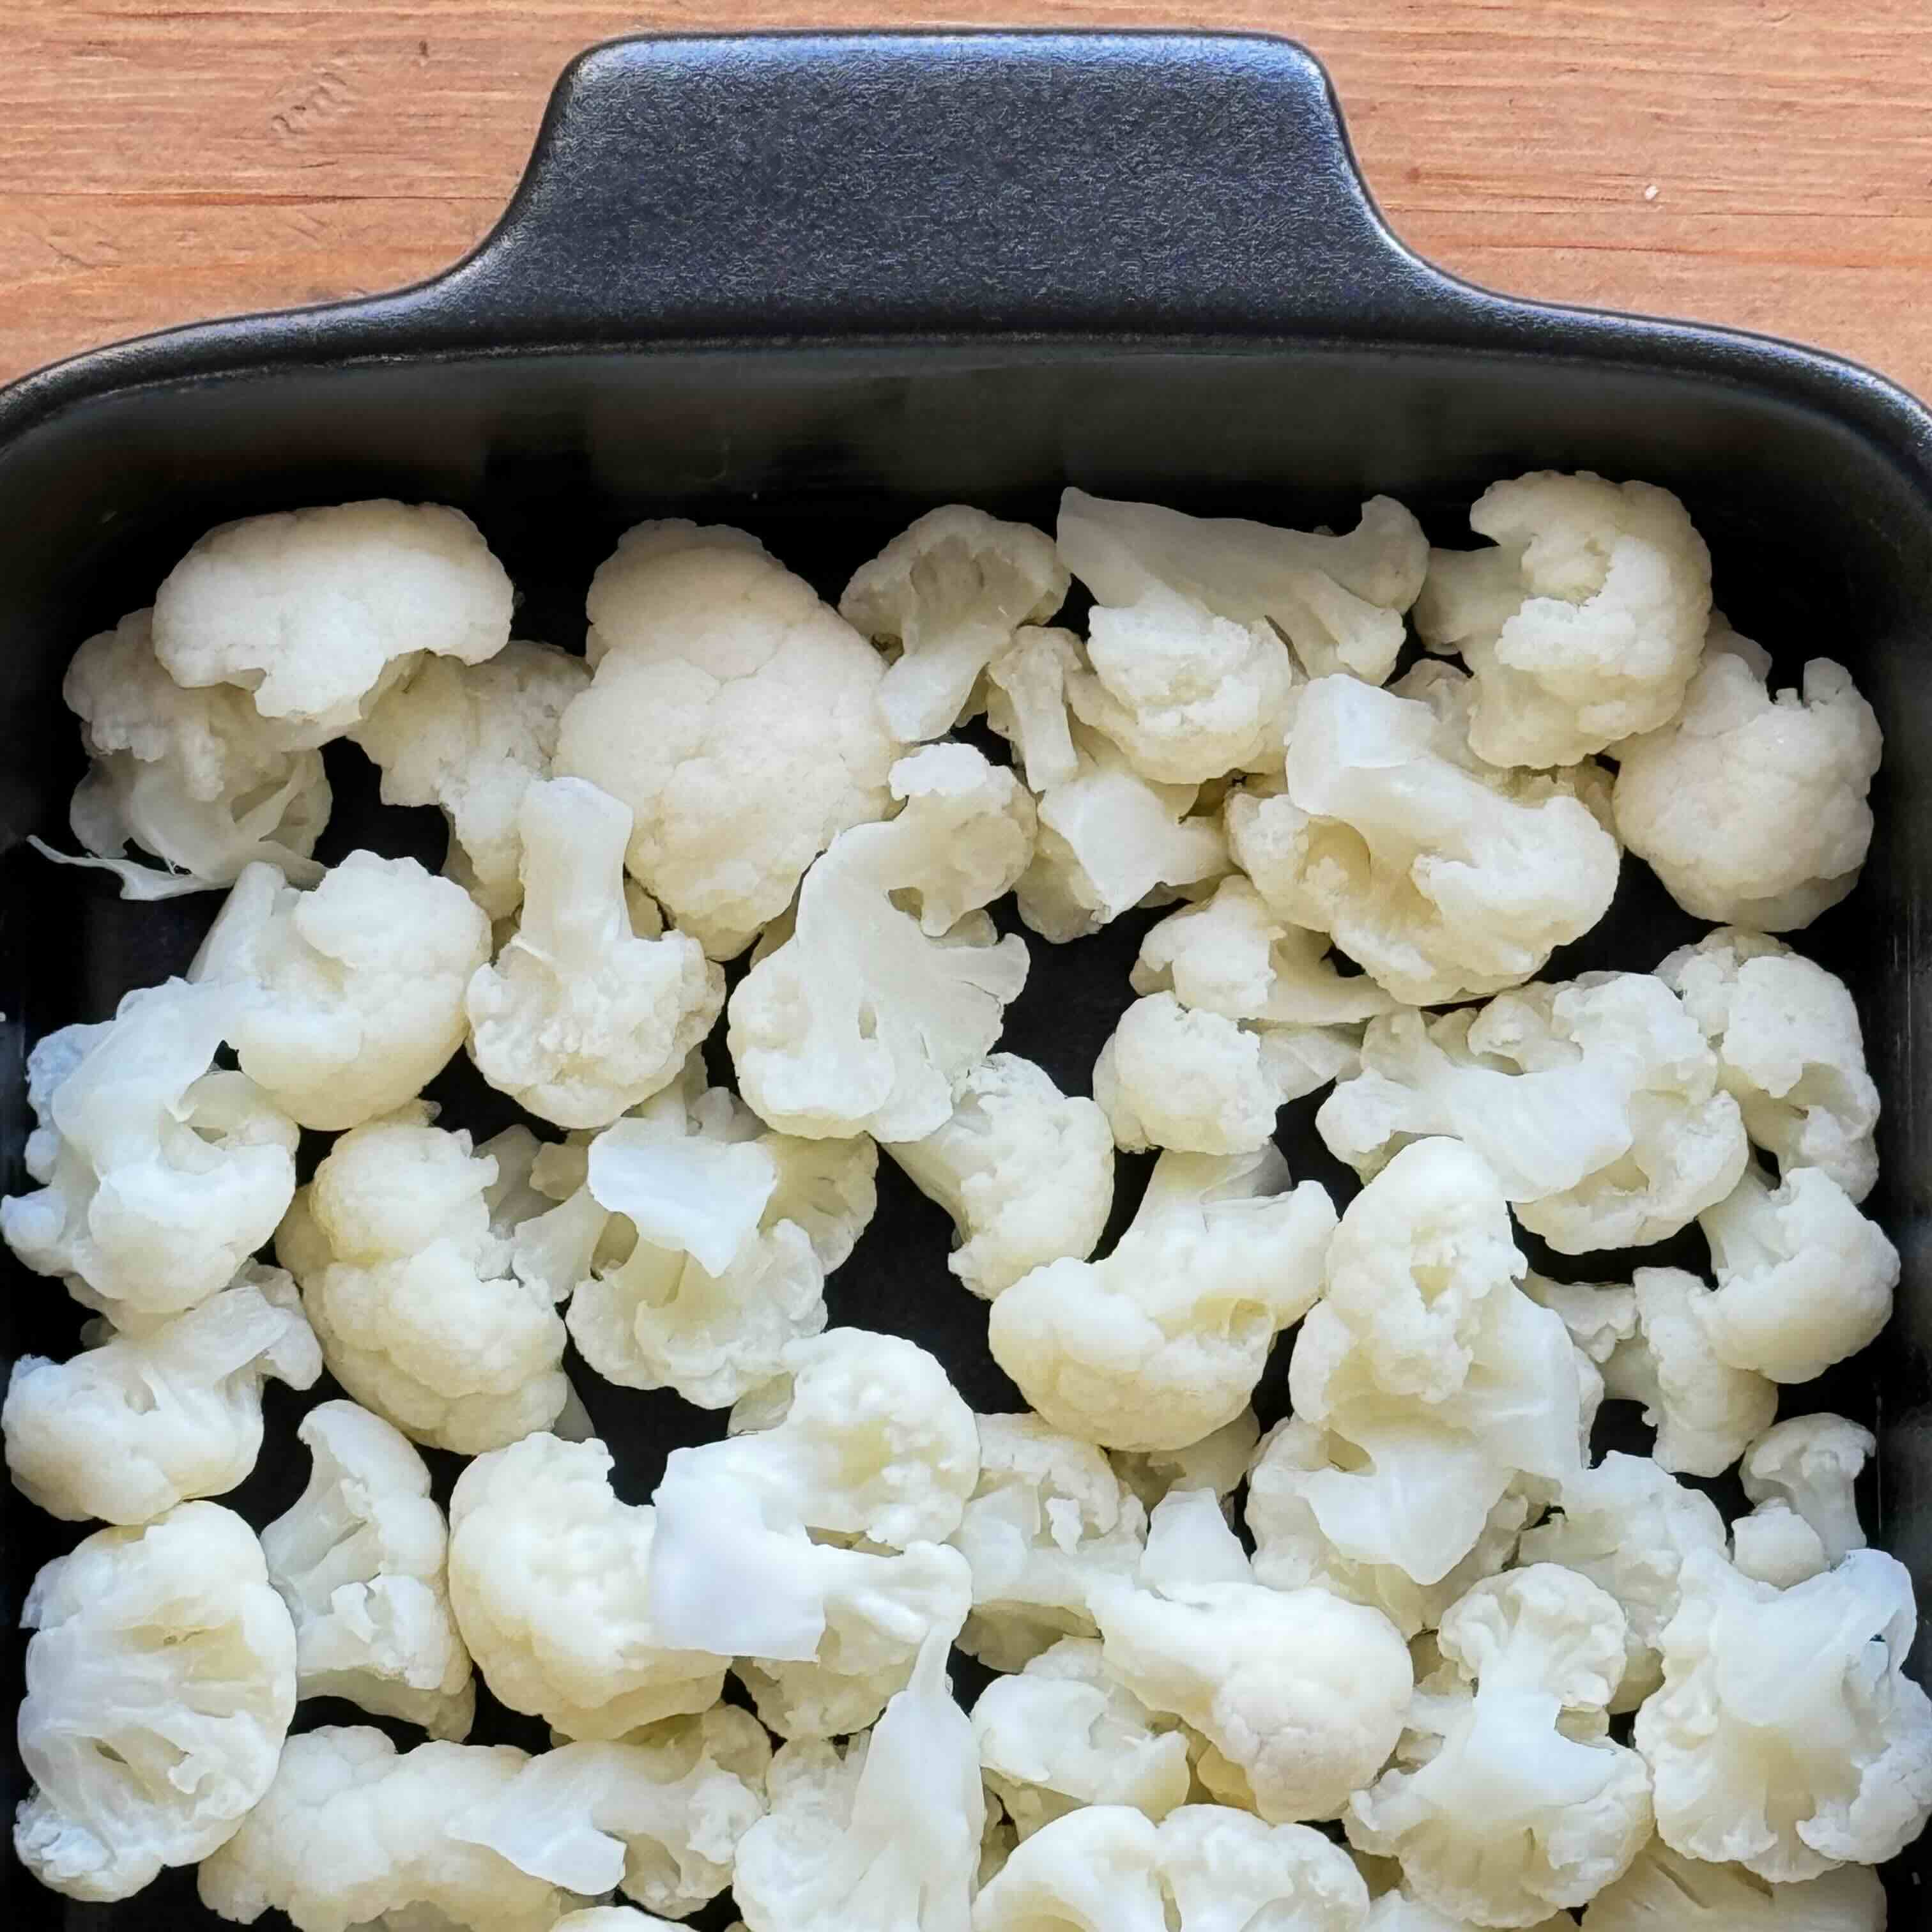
[4,0,1929,396]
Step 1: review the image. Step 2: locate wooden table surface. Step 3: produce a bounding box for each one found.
[4,1,1931,396]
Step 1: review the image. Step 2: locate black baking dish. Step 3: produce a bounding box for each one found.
[4,29,1932,1925]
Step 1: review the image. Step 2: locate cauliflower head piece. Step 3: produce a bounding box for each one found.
[989,1144,1337,1452]
[151,498,514,739]
[16,1502,297,1902]
[555,520,898,957]
[1414,470,1712,767]
[1229,665,1620,1005]
[1740,1413,1874,1570]
[261,1398,475,1740]
[985,622,1083,790]
[4,1262,319,1524]
[1612,619,1882,930]
[1579,1835,1886,1930]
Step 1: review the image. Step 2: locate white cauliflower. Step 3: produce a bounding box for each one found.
[1112,1407,1261,1518]
[972,1801,1374,1931]
[465,778,723,1128]
[553,520,898,957]
[4,1263,319,1524]
[151,499,514,739]
[985,623,1083,790]
[1346,1567,1652,1926]
[733,1631,984,1932]
[1287,1140,1583,1585]
[884,1052,1114,1298]
[447,1433,726,1740]
[47,604,330,898]
[1,977,298,1322]
[841,503,1068,741]
[1731,1501,1834,1592]
[1133,875,1403,1027]
[971,1637,1195,1838]
[1058,484,1429,683]
[197,1726,573,1932]
[565,1076,855,1407]
[1414,471,1712,766]
[15,1503,296,1901]
[1659,928,1880,1200]
[349,640,592,917]
[277,1106,571,1452]
[1740,1414,1874,1568]
[448,1708,770,1918]
[1612,618,1882,930]
[1090,1503,1413,1825]
[1015,721,1229,942]
[989,1144,1337,1452]
[1319,971,1748,1254]
[1579,1835,1887,1929]
[192,850,491,1130]
[1692,1164,1897,1383]
[730,743,1033,1140]
[1246,1415,1532,1639]
[260,1399,475,1739]
[1068,582,1298,783]
[947,1412,1150,1669]
[1517,1452,1728,1708]
[1635,1548,1932,1882]
[1227,665,1620,1004]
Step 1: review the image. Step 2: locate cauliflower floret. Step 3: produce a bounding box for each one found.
[554,521,898,957]
[15,1503,296,1902]
[349,640,592,917]
[1,978,298,1322]
[279,1107,571,1451]
[192,851,491,1130]
[1015,722,1229,942]
[152,499,513,739]
[1517,1452,1728,1708]
[1547,1267,1777,1478]
[1740,1414,1874,1568]
[1635,1548,1932,1881]
[734,1630,983,1932]
[1612,618,1882,930]
[1090,1504,1413,1825]
[1229,666,1620,1005]
[1578,1835,1887,1929]
[1287,1140,1584,1585]
[1414,471,1712,767]
[1659,928,1880,1201]
[972,1801,1373,1931]
[197,1726,572,1932]
[730,743,1033,1140]
[1731,1501,1832,1592]
[1692,1165,1897,1383]
[4,1262,319,1524]
[448,1708,770,1918]
[972,1637,1196,1838]
[990,1144,1337,1452]
[1246,1416,1533,1640]
[1319,971,1748,1254]
[948,1412,1150,1669]
[1068,583,1298,783]
[1133,875,1403,1026]
[884,1052,1114,1298]
[447,1433,725,1740]
[565,1078,850,1407]
[43,604,331,898]
[261,1399,475,1740]
[841,504,1068,742]
[985,623,1082,790]
[465,778,723,1128]
[1347,1567,1652,1926]
[1112,1407,1261,1519]
[1058,485,1429,683]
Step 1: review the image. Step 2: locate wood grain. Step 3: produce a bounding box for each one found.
[4,1,1931,396]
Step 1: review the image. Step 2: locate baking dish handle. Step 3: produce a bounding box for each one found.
[436,30,1457,342]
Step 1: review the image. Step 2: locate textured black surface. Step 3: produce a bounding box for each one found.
[3,28,1932,1928]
